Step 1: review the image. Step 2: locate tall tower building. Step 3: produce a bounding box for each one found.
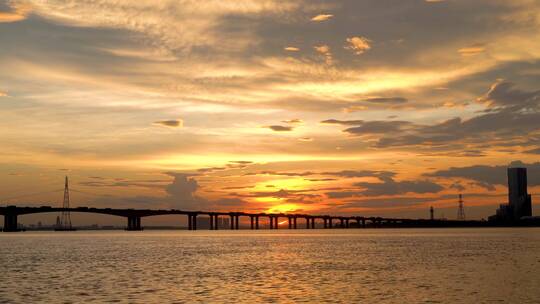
[508,167,532,220]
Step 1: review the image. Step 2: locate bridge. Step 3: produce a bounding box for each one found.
[0,205,484,232]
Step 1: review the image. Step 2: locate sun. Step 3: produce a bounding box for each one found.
[267,203,301,214]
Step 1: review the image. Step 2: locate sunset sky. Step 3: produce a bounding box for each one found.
[1,0,540,224]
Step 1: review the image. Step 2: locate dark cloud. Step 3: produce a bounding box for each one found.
[323,81,540,153]
[87,173,250,211]
[344,121,412,135]
[266,125,293,132]
[153,119,183,128]
[343,197,434,209]
[353,177,444,196]
[282,119,303,124]
[524,147,540,155]
[321,119,364,126]
[78,177,169,189]
[321,119,412,134]
[478,80,540,109]
[321,170,395,179]
[326,173,443,198]
[243,169,395,180]
[426,161,540,188]
[449,182,465,191]
[363,97,408,104]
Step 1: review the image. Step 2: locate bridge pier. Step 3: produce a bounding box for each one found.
[235,215,239,230]
[293,217,297,229]
[288,217,292,229]
[186,214,197,230]
[210,215,214,230]
[345,218,350,228]
[127,216,142,231]
[329,218,333,228]
[214,215,219,230]
[269,216,274,229]
[255,216,259,229]
[3,213,20,232]
[323,218,327,229]
[250,216,254,230]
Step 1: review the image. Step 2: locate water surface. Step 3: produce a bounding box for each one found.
[1,228,539,303]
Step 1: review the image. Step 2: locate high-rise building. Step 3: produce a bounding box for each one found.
[508,167,532,220]
[489,167,533,223]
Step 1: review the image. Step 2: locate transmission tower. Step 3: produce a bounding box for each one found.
[58,176,73,230]
[457,193,465,220]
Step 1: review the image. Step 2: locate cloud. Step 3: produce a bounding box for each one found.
[363,97,408,104]
[311,14,333,22]
[25,0,303,54]
[477,80,540,108]
[282,118,303,124]
[0,90,7,97]
[344,197,434,209]
[321,119,365,126]
[342,121,413,135]
[321,81,540,153]
[525,147,540,154]
[458,45,486,56]
[266,125,293,132]
[165,173,198,199]
[314,45,333,64]
[88,173,250,210]
[326,178,443,198]
[353,177,444,196]
[284,46,299,51]
[322,170,396,179]
[153,119,183,128]
[0,2,31,23]
[426,161,540,188]
[345,36,371,55]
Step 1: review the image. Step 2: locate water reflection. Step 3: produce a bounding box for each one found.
[1,229,539,303]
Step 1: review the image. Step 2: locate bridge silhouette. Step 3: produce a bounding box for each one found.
[0,205,483,232]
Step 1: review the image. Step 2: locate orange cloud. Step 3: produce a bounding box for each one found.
[314,44,333,64]
[284,46,300,51]
[0,2,31,23]
[153,119,183,128]
[458,44,486,56]
[311,14,333,22]
[345,36,372,55]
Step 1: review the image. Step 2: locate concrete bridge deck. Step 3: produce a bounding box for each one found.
[0,205,485,232]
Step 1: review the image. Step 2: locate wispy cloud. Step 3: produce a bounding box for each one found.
[458,45,486,56]
[311,14,333,22]
[284,46,300,51]
[314,44,333,64]
[345,36,371,55]
[154,119,183,128]
[0,2,31,23]
[265,125,294,132]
